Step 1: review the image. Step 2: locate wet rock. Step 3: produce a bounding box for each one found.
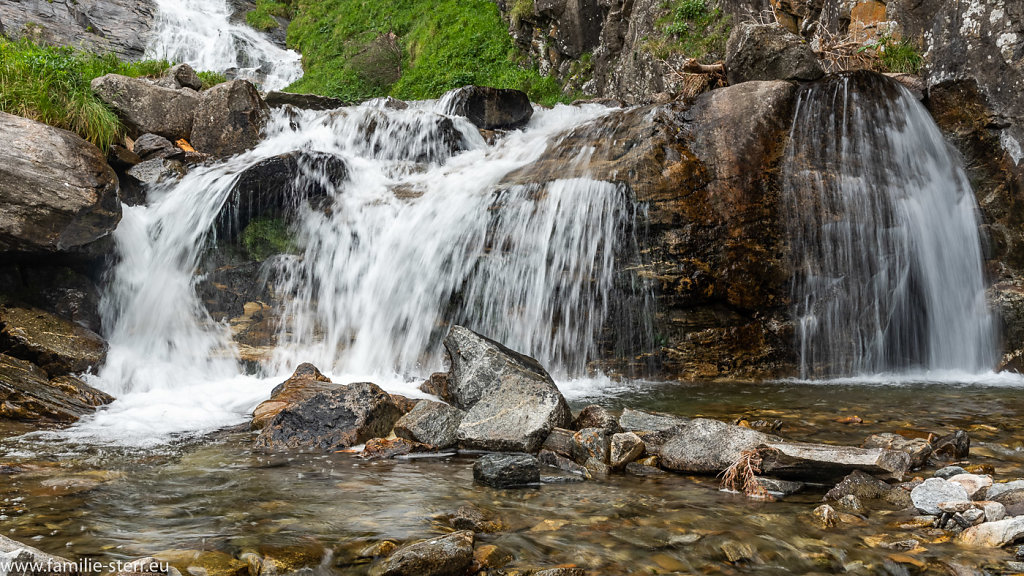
[863,433,933,469]
[473,453,540,488]
[447,505,504,533]
[724,22,824,85]
[812,504,838,529]
[835,494,865,515]
[911,477,971,515]
[374,530,473,576]
[659,418,781,474]
[113,557,179,576]
[959,517,1024,548]
[254,381,402,451]
[251,363,334,429]
[133,133,179,160]
[0,534,79,574]
[935,465,969,479]
[389,394,420,414]
[153,550,247,576]
[571,427,609,464]
[125,158,187,188]
[0,306,107,376]
[932,430,970,460]
[537,449,590,478]
[618,408,688,449]
[572,404,618,433]
[473,544,512,570]
[108,144,143,170]
[418,372,449,397]
[989,480,1024,500]
[264,91,348,111]
[720,540,757,563]
[584,456,610,477]
[609,432,645,469]
[0,354,111,422]
[191,80,269,158]
[625,462,667,477]
[540,427,575,457]
[532,569,586,576]
[393,400,464,449]
[91,75,199,140]
[758,441,911,481]
[359,437,432,459]
[159,64,203,91]
[445,326,571,452]
[824,470,909,507]
[442,86,533,130]
[756,477,804,496]
[0,112,121,256]
[947,474,993,499]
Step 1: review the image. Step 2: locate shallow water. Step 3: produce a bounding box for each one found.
[3,381,1023,575]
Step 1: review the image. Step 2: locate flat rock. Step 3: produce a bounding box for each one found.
[759,441,911,481]
[863,433,933,469]
[618,408,689,450]
[0,306,107,376]
[911,477,971,515]
[393,400,464,449]
[91,74,199,140]
[959,516,1024,548]
[659,418,781,474]
[473,453,540,489]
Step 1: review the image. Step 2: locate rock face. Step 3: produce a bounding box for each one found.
[442,86,533,130]
[0,354,112,422]
[375,531,474,576]
[191,80,270,158]
[0,0,155,60]
[0,306,107,376]
[0,112,121,255]
[443,326,571,452]
[393,400,464,449]
[724,22,824,85]
[91,75,200,140]
[264,92,348,111]
[659,418,781,473]
[254,380,402,451]
[473,453,541,488]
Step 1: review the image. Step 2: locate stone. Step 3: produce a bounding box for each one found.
[447,505,504,533]
[934,466,969,480]
[161,64,203,91]
[756,477,804,496]
[982,501,1007,522]
[254,381,402,451]
[990,481,1024,500]
[191,80,270,157]
[473,544,512,570]
[537,449,591,478]
[0,306,107,376]
[863,433,933,469]
[91,75,199,140]
[812,504,838,528]
[442,86,533,130]
[153,550,247,576]
[540,427,575,457]
[389,394,420,414]
[0,354,112,422]
[571,427,609,464]
[473,453,540,488]
[932,430,970,460]
[758,441,912,481]
[617,408,688,449]
[359,437,432,459]
[446,326,571,452]
[624,462,667,477]
[532,569,586,576]
[937,500,975,513]
[659,418,781,473]
[959,517,1024,548]
[0,534,79,575]
[393,400,464,449]
[584,456,610,477]
[911,477,971,515]
[133,133,178,160]
[251,363,334,429]
[993,489,1024,507]
[835,494,865,514]
[124,158,187,188]
[825,470,894,501]
[947,474,993,499]
[0,112,121,255]
[572,404,618,433]
[609,432,645,469]
[264,91,348,110]
[724,22,824,85]
[418,372,449,397]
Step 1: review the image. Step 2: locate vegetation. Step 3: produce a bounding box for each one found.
[283,0,565,105]
[246,0,294,31]
[650,0,731,61]
[240,217,296,261]
[876,36,923,74]
[198,70,229,90]
[0,38,170,150]
[509,0,535,27]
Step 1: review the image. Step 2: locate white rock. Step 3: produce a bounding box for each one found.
[959,516,1024,547]
[911,477,970,515]
[981,500,1007,522]
[948,473,993,499]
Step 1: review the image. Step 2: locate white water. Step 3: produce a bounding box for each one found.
[64,100,638,446]
[144,0,302,91]
[783,72,998,378]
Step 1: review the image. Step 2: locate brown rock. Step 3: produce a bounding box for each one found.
[0,306,107,376]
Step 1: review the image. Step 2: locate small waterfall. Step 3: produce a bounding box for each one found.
[144,0,302,91]
[783,71,997,378]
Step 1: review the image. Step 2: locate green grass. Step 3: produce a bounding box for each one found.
[650,0,731,61]
[0,38,170,151]
[246,0,292,30]
[198,70,228,90]
[509,0,535,27]
[877,37,923,74]
[240,217,296,260]
[283,0,567,106]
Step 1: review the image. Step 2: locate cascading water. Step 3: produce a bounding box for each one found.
[77,100,643,445]
[145,0,302,91]
[783,71,997,378]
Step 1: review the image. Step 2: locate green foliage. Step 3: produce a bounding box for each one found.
[0,37,170,151]
[284,0,568,106]
[652,0,731,61]
[240,217,296,261]
[198,70,228,90]
[246,0,292,30]
[509,0,535,27]
[877,36,923,74]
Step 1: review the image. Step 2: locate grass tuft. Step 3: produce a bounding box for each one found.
[246,0,292,30]
[649,0,731,61]
[198,70,229,90]
[877,36,923,74]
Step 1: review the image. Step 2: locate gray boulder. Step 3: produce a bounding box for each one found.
[0,306,107,376]
[133,133,179,160]
[659,418,781,473]
[0,112,120,255]
[989,480,1024,500]
[91,74,199,140]
[159,64,203,91]
[393,400,464,449]
[724,21,824,85]
[191,80,270,158]
[618,408,688,449]
[442,86,533,130]
[254,381,402,451]
[264,91,348,111]
[911,477,971,515]
[375,531,474,576]
[473,453,540,488]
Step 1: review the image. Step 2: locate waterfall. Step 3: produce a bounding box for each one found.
[783,71,997,378]
[144,0,302,91]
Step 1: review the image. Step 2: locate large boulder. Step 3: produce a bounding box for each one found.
[0,354,113,422]
[191,80,270,158]
[254,380,402,451]
[0,112,121,255]
[250,363,335,430]
[0,0,154,60]
[0,306,107,376]
[442,86,533,130]
[393,400,464,449]
[444,326,571,452]
[375,531,474,576]
[725,22,824,85]
[91,74,199,140]
[958,516,1024,548]
[659,418,781,473]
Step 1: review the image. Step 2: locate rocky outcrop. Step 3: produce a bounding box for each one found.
[264,91,348,111]
[191,80,270,157]
[91,75,200,141]
[724,21,823,84]
[442,86,533,130]
[0,306,107,376]
[0,353,112,422]
[0,0,155,60]
[0,112,121,256]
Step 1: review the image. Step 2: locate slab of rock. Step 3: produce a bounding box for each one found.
[959,516,1024,548]
[724,21,824,85]
[375,531,473,576]
[0,112,121,255]
[264,91,348,111]
[610,432,645,469]
[617,408,688,450]
[540,427,575,457]
[758,441,911,481]
[473,453,540,488]
[250,363,335,430]
[0,306,107,376]
[92,74,199,140]
[133,133,179,160]
[254,381,402,451]
[393,400,464,449]
[659,418,781,474]
[572,404,618,433]
[756,477,805,496]
[191,80,269,158]
[442,86,533,130]
[911,477,971,515]
[863,433,933,469]
[124,158,187,187]
[0,354,112,422]
[445,326,571,452]
[359,437,432,460]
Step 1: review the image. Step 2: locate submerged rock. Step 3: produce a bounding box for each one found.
[92,74,199,140]
[374,530,474,576]
[473,453,540,488]
[724,22,824,85]
[0,534,79,575]
[825,470,909,507]
[0,306,107,376]
[442,85,533,130]
[393,400,464,449]
[659,418,781,473]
